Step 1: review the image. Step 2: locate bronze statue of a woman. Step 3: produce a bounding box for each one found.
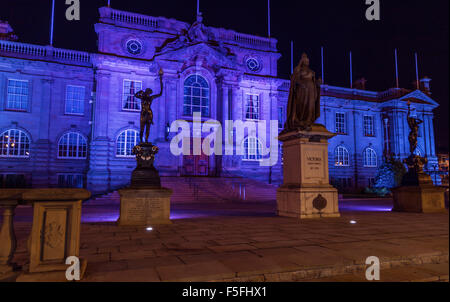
[285,53,322,131]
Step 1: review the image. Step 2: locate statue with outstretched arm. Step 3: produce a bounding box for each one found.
[134,68,164,143]
[406,101,423,155]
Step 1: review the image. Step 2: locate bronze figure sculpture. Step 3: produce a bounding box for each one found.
[406,101,423,155]
[285,53,322,131]
[135,68,164,143]
[400,101,429,185]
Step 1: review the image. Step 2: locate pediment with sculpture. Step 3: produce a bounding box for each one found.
[151,13,238,67]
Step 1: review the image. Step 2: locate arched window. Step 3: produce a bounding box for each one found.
[363,148,377,167]
[183,74,210,116]
[242,137,263,161]
[0,129,30,158]
[335,146,349,166]
[58,132,87,159]
[116,129,139,157]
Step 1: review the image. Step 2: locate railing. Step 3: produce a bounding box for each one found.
[108,8,160,28]
[0,40,92,65]
[216,29,276,50]
[51,48,91,63]
[233,32,274,49]
[0,40,46,56]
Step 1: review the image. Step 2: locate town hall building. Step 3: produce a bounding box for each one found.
[0,7,441,194]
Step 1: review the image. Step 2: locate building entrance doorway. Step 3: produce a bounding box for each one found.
[182,137,211,176]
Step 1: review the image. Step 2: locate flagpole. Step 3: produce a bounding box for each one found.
[197,0,200,19]
[267,0,271,37]
[394,49,399,88]
[290,41,293,75]
[49,0,55,46]
[321,46,324,84]
[415,52,419,90]
[349,51,353,88]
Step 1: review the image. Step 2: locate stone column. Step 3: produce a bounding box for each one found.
[87,71,111,194]
[32,78,53,187]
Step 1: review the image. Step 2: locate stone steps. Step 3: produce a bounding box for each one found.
[86,176,278,205]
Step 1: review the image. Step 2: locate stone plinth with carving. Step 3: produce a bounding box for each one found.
[118,143,172,226]
[277,124,340,219]
[14,189,90,282]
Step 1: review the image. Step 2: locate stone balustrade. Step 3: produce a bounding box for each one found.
[0,188,90,281]
[99,6,277,51]
[0,40,92,66]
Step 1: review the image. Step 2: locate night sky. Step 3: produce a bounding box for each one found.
[1,0,448,151]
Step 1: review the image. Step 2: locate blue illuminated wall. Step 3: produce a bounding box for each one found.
[0,7,440,194]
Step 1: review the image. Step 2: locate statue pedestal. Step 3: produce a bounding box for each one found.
[118,188,172,226]
[392,156,446,213]
[118,143,172,226]
[277,124,340,219]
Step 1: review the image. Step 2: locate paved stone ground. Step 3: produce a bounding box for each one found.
[5,198,448,282]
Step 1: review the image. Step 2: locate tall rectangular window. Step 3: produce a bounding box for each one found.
[6,79,28,111]
[363,115,375,136]
[65,85,85,115]
[278,106,284,129]
[245,94,259,120]
[122,80,142,111]
[335,112,346,134]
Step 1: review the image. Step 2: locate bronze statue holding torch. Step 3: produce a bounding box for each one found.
[135,68,164,143]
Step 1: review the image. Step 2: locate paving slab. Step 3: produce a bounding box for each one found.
[2,199,448,282]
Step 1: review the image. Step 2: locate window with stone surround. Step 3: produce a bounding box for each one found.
[122,80,142,111]
[6,79,29,111]
[116,129,139,157]
[334,145,349,166]
[57,174,84,188]
[0,129,30,158]
[0,174,28,188]
[335,112,346,134]
[183,75,210,116]
[57,132,87,159]
[65,85,85,115]
[242,136,263,161]
[245,94,260,120]
[363,115,375,137]
[363,147,377,167]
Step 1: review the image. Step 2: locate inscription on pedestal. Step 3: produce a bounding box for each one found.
[304,151,325,179]
[119,189,172,226]
[125,200,146,224]
[149,198,164,219]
